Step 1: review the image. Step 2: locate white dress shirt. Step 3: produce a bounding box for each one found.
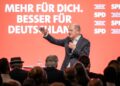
[72,35,81,50]
[67,35,81,67]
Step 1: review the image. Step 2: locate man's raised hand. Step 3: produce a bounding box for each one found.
[39,27,48,36]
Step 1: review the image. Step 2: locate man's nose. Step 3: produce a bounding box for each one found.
[68,32,70,35]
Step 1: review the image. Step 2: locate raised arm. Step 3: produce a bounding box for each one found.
[39,27,66,47]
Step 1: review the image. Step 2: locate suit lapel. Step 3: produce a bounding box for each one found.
[65,35,84,54]
[76,35,84,49]
[65,38,72,54]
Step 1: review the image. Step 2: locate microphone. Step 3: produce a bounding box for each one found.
[68,37,72,43]
[67,37,73,54]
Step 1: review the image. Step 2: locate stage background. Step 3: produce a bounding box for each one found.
[0,0,120,73]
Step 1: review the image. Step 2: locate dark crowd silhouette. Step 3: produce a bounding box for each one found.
[0,55,120,86]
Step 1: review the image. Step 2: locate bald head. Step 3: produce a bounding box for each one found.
[68,24,80,31]
[68,24,81,39]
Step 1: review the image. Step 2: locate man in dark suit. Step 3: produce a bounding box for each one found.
[39,24,90,70]
[44,55,65,84]
[9,57,28,85]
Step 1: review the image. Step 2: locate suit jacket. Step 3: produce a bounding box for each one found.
[44,67,65,84]
[10,68,28,84]
[44,34,90,70]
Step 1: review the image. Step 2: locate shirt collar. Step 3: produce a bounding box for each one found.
[74,34,81,41]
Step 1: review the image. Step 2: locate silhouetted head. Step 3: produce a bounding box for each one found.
[45,55,58,68]
[79,55,90,72]
[107,59,120,86]
[0,58,10,74]
[74,62,90,86]
[104,66,117,83]
[28,66,47,85]
[88,78,103,86]
[50,82,65,86]
[64,67,76,82]
[117,56,120,63]
[108,60,120,73]
[10,57,24,69]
